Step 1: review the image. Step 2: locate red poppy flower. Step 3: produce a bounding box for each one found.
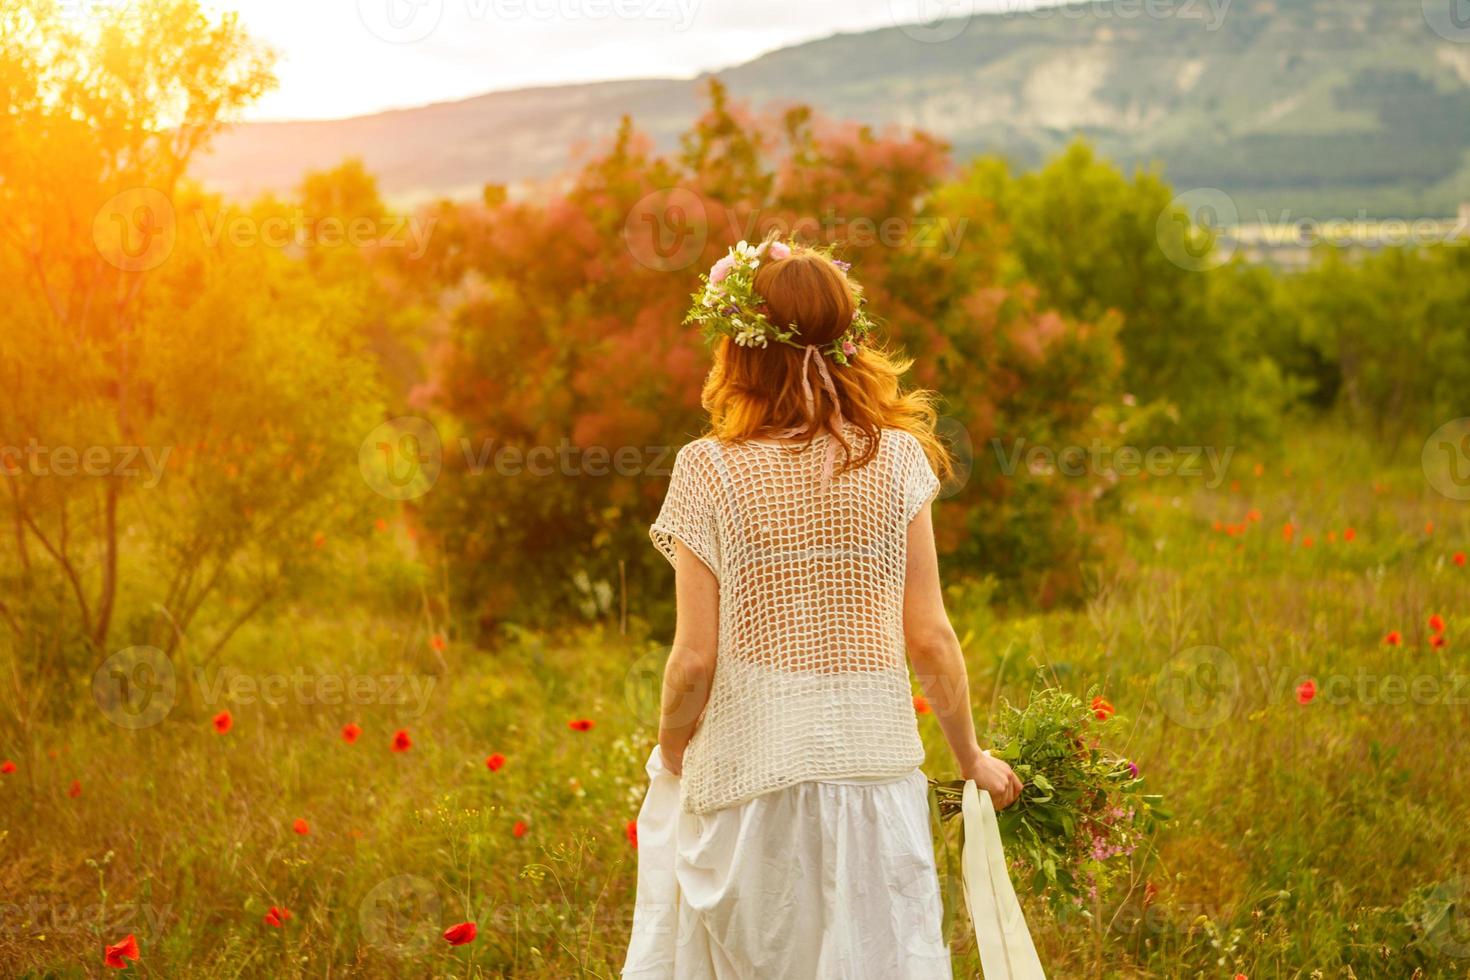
[1091,696,1115,721]
[486,753,506,772]
[1246,508,1262,523]
[68,779,81,798]
[513,820,528,838]
[1302,535,1314,548]
[392,729,412,752]
[212,710,233,734]
[1343,527,1356,542]
[443,921,477,946]
[1430,634,1447,649]
[0,760,15,775]
[292,818,310,836]
[1281,522,1294,541]
[1296,679,1316,705]
[264,905,292,927]
[312,531,326,549]
[1454,551,1466,567]
[1384,631,1402,646]
[104,934,139,969]
[1235,974,1249,980]
[912,695,931,714]
[1429,614,1446,634]
[374,518,388,533]
[431,633,447,652]
[626,818,638,848]
[567,719,594,732]
[1426,521,1435,535]
[341,723,362,744]
[1211,519,1223,533]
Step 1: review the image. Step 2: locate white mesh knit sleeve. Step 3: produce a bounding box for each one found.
[899,432,941,523]
[650,440,721,578]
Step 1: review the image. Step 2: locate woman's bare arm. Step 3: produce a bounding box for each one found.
[903,502,1023,808]
[657,541,719,775]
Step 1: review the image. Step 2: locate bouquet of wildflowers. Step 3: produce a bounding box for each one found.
[931,680,1167,914]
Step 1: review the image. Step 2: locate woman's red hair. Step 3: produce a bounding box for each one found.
[700,244,952,480]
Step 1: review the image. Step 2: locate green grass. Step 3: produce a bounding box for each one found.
[2,427,1469,977]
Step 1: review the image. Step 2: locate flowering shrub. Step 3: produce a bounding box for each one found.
[933,681,1167,913]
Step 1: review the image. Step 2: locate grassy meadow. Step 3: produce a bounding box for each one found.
[2,427,1468,978]
[7,3,1470,978]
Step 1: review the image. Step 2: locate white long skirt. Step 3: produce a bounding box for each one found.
[622,748,953,980]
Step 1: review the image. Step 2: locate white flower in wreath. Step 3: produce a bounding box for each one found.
[733,320,767,348]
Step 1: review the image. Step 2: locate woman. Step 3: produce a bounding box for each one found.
[623,238,1022,979]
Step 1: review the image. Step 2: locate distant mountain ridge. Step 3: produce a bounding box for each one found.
[194,0,1470,218]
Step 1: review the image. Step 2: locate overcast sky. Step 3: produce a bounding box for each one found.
[205,0,1036,121]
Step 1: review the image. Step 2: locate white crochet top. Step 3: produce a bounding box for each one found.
[650,425,940,814]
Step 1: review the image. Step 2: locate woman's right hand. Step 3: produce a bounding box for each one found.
[962,750,1024,810]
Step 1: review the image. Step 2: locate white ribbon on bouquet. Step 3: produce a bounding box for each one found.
[961,780,1048,979]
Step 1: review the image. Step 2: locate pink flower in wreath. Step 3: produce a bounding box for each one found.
[767,241,792,260]
[842,341,857,357]
[709,254,737,284]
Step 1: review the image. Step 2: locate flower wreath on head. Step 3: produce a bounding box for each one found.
[681,238,876,365]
